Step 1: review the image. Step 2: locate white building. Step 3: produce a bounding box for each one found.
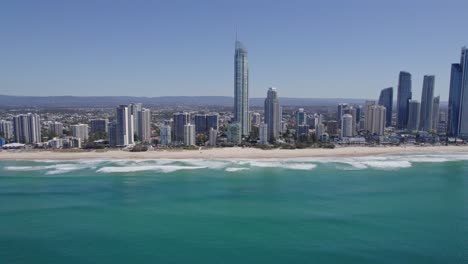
[367,105,386,136]
[12,113,42,144]
[0,120,13,141]
[259,123,268,145]
[341,114,353,138]
[116,105,134,146]
[208,127,217,146]
[184,124,196,146]
[264,87,282,142]
[71,124,89,141]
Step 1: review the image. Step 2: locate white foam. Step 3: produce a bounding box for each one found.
[225,167,250,172]
[282,163,317,170]
[96,165,206,173]
[351,160,412,169]
[4,166,44,171]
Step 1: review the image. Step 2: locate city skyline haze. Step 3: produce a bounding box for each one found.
[1,0,467,100]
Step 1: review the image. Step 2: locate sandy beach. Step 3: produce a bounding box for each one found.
[0,145,467,161]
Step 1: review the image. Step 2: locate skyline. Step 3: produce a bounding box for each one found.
[1,1,468,100]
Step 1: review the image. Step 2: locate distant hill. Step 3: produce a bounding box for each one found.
[1,95,447,108]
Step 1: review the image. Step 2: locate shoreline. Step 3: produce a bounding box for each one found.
[0,145,467,161]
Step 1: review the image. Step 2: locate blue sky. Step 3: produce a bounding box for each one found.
[1,0,467,100]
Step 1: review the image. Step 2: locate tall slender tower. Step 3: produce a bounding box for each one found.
[264,87,281,142]
[378,87,393,127]
[419,75,435,132]
[448,47,468,138]
[396,71,412,129]
[234,40,249,136]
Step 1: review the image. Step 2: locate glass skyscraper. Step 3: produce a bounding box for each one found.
[264,87,281,142]
[448,47,468,138]
[419,75,435,132]
[234,40,249,137]
[378,87,393,127]
[396,71,412,129]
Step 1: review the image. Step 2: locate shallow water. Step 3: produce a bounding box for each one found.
[0,154,467,263]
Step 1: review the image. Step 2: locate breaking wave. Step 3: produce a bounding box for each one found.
[2,153,468,175]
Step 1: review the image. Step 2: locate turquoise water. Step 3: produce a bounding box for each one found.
[0,154,467,263]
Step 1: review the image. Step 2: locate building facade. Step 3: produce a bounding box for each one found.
[419,75,435,132]
[341,114,353,138]
[12,113,42,144]
[234,40,249,136]
[173,112,189,143]
[396,71,412,129]
[264,87,282,142]
[227,123,241,145]
[378,87,393,127]
[183,124,196,146]
[448,47,468,138]
[71,124,89,142]
[116,105,134,146]
[407,100,421,131]
[159,125,172,146]
[138,108,151,143]
[90,119,108,134]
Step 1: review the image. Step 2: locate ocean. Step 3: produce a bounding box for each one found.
[0,154,467,263]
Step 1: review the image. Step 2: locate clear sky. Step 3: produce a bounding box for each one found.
[1,0,467,100]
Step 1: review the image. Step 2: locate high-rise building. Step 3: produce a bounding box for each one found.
[341,114,353,138]
[367,105,386,136]
[407,100,421,131]
[344,106,357,135]
[129,103,142,139]
[264,87,281,142]
[208,128,217,146]
[12,113,41,144]
[250,112,261,127]
[173,112,189,142]
[337,103,349,125]
[0,120,13,140]
[396,71,412,129]
[419,75,435,132]
[295,108,307,127]
[138,108,151,143]
[316,123,325,140]
[234,40,249,136]
[364,100,376,133]
[159,125,171,145]
[227,123,241,145]
[48,121,63,137]
[432,96,440,132]
[448,47,468,138]
[90,119,108,134]
[116,105,134,146]
[183,124,196,146]
[325,120,338,136]
[194,114,207,134]
[206,113,219,130]
[258,123,268,145]
[378,87,393,127]
[71,124,89,141]
[108,121,117,147]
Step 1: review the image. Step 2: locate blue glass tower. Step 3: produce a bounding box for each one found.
[396,71,412,129]
[448,47,468,137]
[378,87,393,127]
